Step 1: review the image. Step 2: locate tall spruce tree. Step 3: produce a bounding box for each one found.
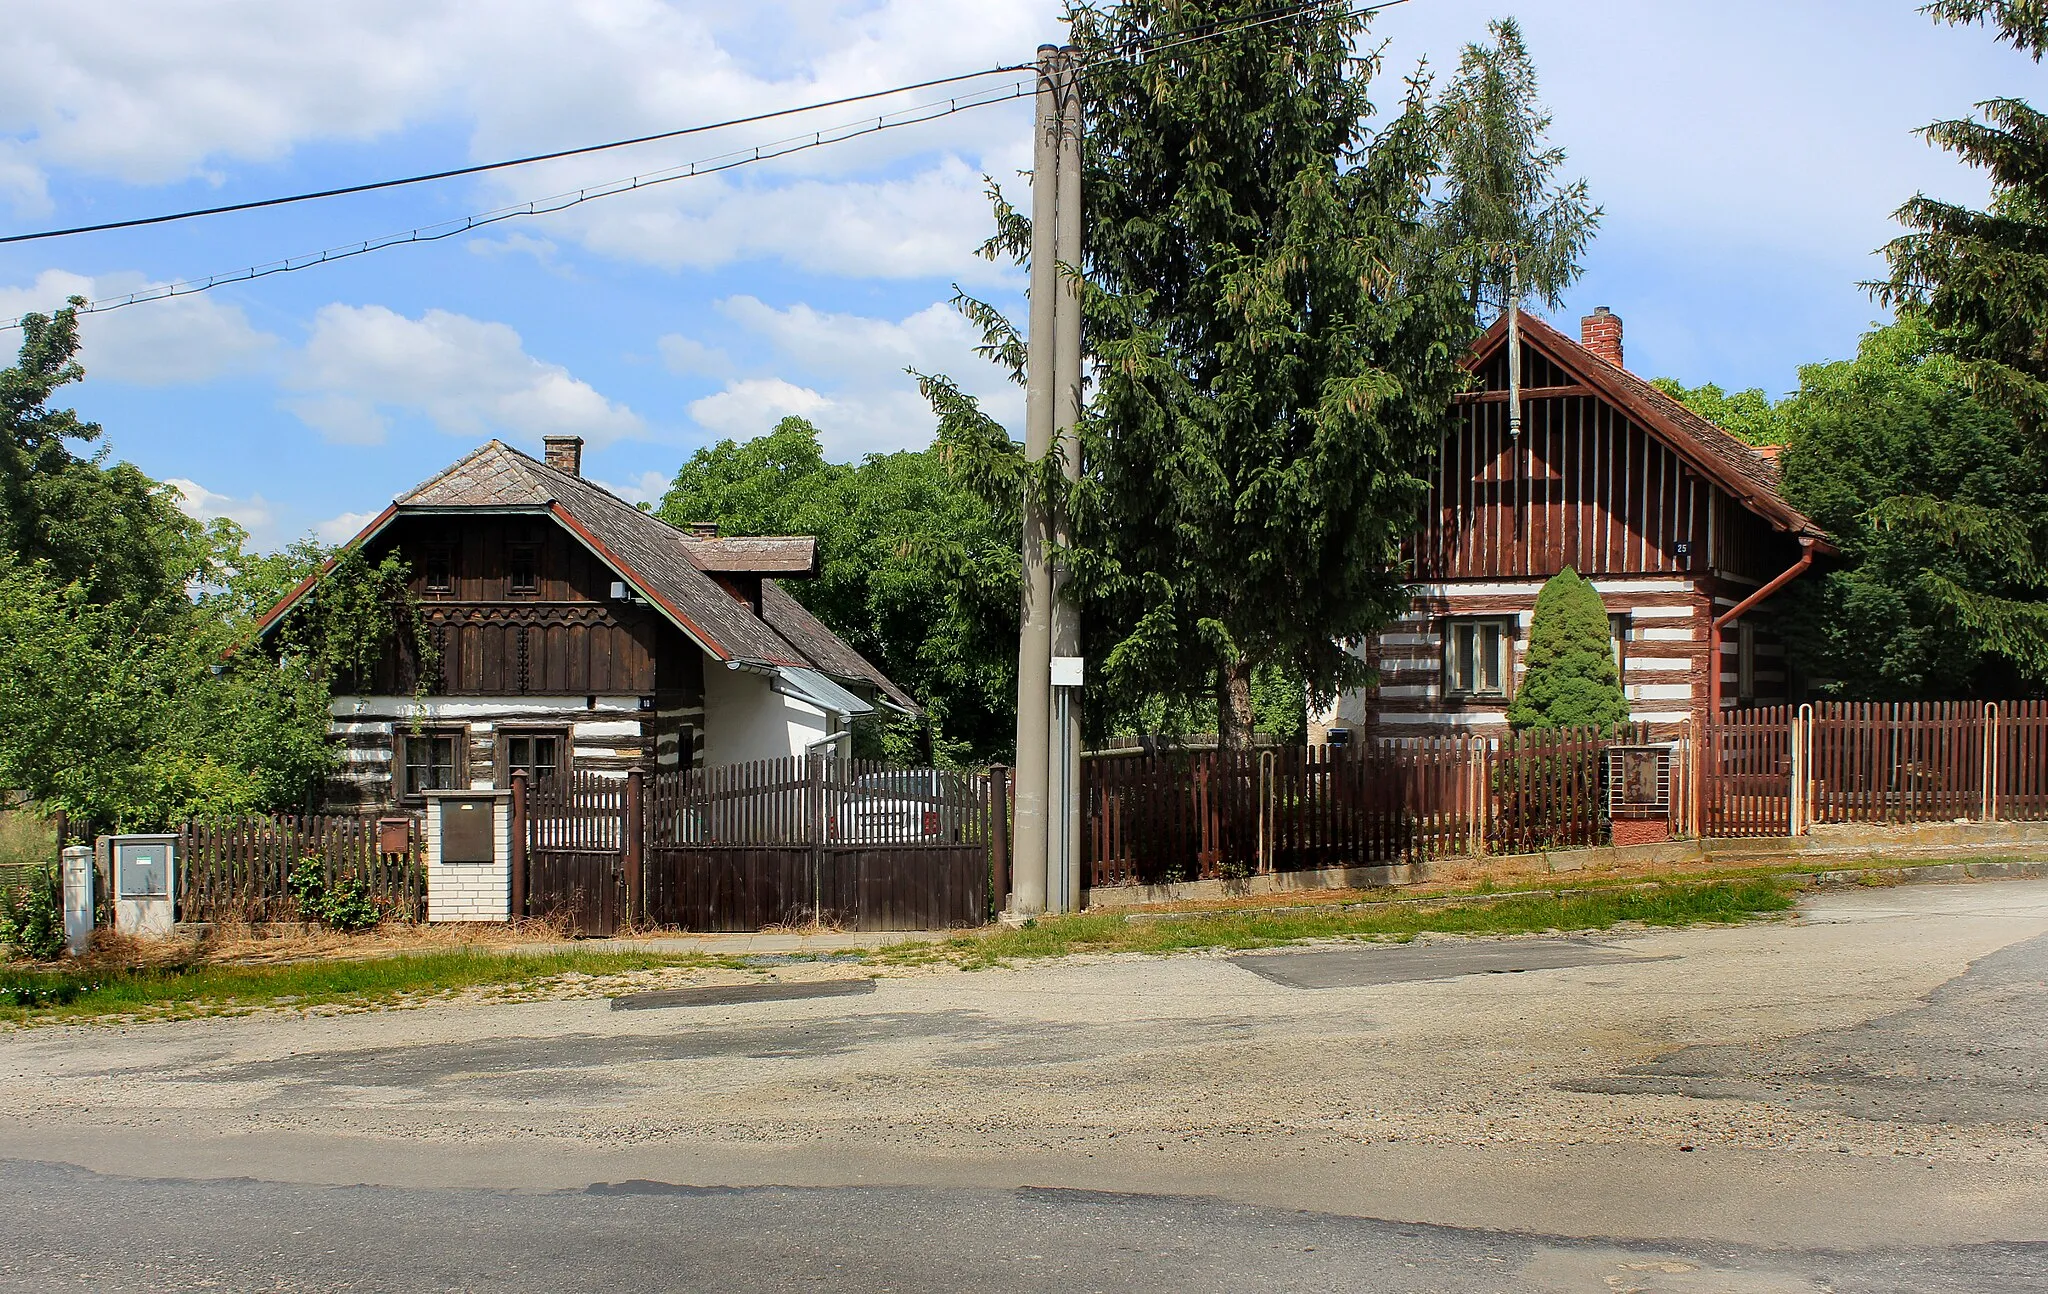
[1506,568,1628,732]
[1870,0,2048,674]
[1064,0,1472,748]
[1430,17,1599,321]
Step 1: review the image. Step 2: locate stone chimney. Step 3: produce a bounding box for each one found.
[1580,307,1624,369]
[689,521,718,537]
[543,435,584,477]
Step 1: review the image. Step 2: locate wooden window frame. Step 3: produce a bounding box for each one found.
[498,728,572,786]
[1441,616,1516,701]
[1609,612,1633,677]
[398,726,468,802]
[507,540,539,598]
[422,544,454,598]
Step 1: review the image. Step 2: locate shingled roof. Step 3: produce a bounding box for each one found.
[1467,312,1830,547]
[254,440,916,709]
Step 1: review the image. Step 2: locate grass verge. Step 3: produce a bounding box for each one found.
[0,948,750,1027]
[874,879,1797,970]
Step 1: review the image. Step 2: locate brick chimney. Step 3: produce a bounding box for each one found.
[1580,307,1624,369]
[543,435,583,477]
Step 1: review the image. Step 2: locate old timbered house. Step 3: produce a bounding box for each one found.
[1322,309,1833,739]
[254,436,913,810]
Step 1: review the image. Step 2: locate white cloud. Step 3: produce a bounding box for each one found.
[595,469,671,508]
[0,0,1049,275]
[315,510,381,545]
[285,304,642,448]
[677,295,1023,458]
[0,270,276,385]
[166,477,273,534]
[659,334,733,379]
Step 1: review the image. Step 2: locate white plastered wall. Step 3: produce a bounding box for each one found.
[701,659,835,765]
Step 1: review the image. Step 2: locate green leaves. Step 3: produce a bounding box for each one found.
[656,415,1020,765]
[1064,0,1472,745]
[1505,569,1627,733]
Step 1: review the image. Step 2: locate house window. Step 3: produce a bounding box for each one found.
[1442,617,1514,699]
[1609,612,1632,674]
[508,542,538,596]
[401,728,466,799]
[423,546,453,597]
[501,732,566,785]
[1738,624,1757,704]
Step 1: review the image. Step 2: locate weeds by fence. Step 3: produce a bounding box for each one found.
[177,815,424,923]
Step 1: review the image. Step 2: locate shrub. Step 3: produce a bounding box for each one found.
[320,877,381,932]
[1507,568,1628,732]
[0,863,65,960]
[287,854,381,933]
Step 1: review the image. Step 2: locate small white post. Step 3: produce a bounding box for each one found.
[61,845,94,957]
[1983,701,1999,823]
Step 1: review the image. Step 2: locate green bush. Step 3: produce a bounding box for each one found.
[1507,568,1628,732]
[320,877,381,932]
[0,863,65,961]
[288,854,381,932]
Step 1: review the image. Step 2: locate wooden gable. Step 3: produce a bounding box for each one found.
[1411,315,1822,586]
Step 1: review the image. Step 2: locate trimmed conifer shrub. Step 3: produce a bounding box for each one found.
[1507,568,1629,732]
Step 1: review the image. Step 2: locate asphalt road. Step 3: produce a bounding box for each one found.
[2,881,2045,1292]
[3,1160,2046,1293]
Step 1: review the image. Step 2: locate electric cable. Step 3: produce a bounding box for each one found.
[0,65,1032,246]
[0,77,1033,330]
[0,0,1420,328]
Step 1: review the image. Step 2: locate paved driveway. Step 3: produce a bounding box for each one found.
[2,880,2045,1291]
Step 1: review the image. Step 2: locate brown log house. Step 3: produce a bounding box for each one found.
[253,436,913,811]
[1319,308,1834,741]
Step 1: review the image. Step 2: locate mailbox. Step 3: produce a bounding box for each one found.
[437,796,497,864]
[376,816,413,856]
[110,834,178,937]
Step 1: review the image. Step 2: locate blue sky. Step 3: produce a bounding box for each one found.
[0,1,2036,551]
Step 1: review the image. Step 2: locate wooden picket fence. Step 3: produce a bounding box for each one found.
[177,813,425,922]
[1084,727,1633,887]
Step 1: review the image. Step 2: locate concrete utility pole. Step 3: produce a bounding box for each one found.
[1047,45,1085,914]
[1011,45,1084,917]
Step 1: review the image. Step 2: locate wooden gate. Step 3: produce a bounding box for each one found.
[640,757,990,933]
[523,770,628,935]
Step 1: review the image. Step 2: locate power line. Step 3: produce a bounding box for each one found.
[1073,0,1409,74]
[1,1,1420,328]
[1,79,1034,330]
[0,65,1032,246]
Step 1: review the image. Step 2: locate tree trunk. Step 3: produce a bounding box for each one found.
[1217,658,1257,752]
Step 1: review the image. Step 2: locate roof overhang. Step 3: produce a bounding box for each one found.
[768,665,876,719]
[1465,313,1836,555]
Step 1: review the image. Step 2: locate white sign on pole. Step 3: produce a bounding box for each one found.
[1050,656,1085,687]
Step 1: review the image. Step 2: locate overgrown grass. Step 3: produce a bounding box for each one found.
[0,948,751,1026]
[876,879,1797,970]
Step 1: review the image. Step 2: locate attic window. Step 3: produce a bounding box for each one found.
[423,546,453,597]
[508,543,538,596]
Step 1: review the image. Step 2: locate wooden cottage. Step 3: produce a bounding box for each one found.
[254,436,913,810]
[1322,309,1833,739]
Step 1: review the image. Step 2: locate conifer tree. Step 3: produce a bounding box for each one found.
[1870,0,2048,672]
[1430,17,1599,321]
[1506,568,1627,732]
[1064,0,1472,748]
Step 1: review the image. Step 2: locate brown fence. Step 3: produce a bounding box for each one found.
[1996,700,2048,820]
[1703,705,1795,838]
[1084,728,1627,888]
[520,757,993,935]
[1808,701,1986,826]
[177,814,425,922]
